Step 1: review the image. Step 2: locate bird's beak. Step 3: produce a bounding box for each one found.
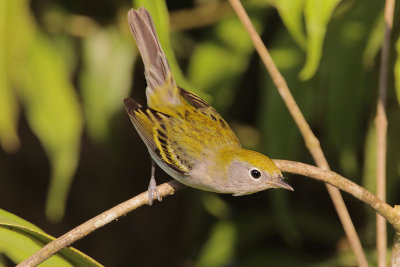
[270,176,294,191]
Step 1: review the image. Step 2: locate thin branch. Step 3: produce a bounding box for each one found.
[376,0,394,266]
[391,233,400,266]
[17,160,400,267]
[227,0,368,266]
[16,180,186,267]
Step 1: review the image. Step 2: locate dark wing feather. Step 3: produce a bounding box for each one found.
[178,87,211,109]
[123,98,188,174]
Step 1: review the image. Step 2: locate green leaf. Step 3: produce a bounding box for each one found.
[361,121,376,240]
[0,209,102,266]
[395,34,400,105]
[202,193,230,219]
[197,221,236,267]
[18,33,83,222]
[363,11,384,68]
[300,0,341,80]
[81,26,135,143]
[132,0,194,91]
[268,0,307,48]
[0,0,21,153]
[187,17,258,111]
[0,60,20,153]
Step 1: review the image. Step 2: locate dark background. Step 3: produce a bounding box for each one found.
[1,0,400,266]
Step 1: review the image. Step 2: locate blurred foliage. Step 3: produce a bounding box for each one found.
[0,209,102,266]
[0,0,400,266]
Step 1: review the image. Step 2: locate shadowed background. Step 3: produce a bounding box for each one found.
[1,0,400,266]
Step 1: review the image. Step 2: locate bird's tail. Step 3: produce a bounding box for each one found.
[127,8,182,108]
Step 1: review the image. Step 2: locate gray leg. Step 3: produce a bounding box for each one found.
[148,160,162,205]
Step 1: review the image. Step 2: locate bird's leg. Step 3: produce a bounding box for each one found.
[148,160,162,205]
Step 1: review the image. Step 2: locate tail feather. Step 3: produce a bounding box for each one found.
[127,8,181,108]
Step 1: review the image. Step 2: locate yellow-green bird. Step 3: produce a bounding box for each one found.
[124,7,293,205]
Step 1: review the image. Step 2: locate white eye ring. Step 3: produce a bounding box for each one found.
[250,168,261,179]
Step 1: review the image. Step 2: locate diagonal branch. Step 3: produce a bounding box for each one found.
[227,0,368,266]
[17,160,400,267]
[375,0,395,266]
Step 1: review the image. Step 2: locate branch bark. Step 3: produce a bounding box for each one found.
[227,0,368,266]
[376,0,394,266]
[17,160,400,267]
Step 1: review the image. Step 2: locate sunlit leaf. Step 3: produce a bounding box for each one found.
[0,209,102,266]
[81,26,135,143]
[197,220,236,267]
[300,0,341,80]
[0,63,20,153]
[395,34,400,105]
[267,0,307,48]
[0,0,22,153]
[188,17,258,111]
[132,0,194,91]
[17,33,82,222]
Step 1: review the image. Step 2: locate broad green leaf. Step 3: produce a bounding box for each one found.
[0,0,21,153]
[202,193,230,219]
[188,17,259,111]
[81,26,135,143]
[363,11,384,68]
[0,209,102,266]
[132,0,194,92]
[18,33,82,222]
[361,121,376,243]
[0,64,20,153]
[267,0,307,48]
[197,221,236,267]
[300,0,341,80]
[4,0,82,222]
[395,34,400,105]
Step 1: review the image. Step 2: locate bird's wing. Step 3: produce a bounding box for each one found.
[178,87,211,109]
[124,98,190,174]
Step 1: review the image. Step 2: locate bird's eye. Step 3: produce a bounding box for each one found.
[250,168,261,179]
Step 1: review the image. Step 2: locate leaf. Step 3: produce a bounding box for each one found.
[361,121,376,241]
[132,0,194,92]
[0,209,102,266]
[300,0,342,80]
[268,0,307,48]
[202,193,230,219]
[81,26,135,143]
[0,63,20,153]
[0,0,21,153]
[18,33,83,222]
[197,220,236,267]
[187,17,258,111]
[395,34,400,105]
[363,11,384,68]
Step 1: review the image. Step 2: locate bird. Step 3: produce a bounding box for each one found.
[124,7,293,205]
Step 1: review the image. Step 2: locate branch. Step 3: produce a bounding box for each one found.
[16,180,186,267]
[376,0,395,266]
[227,0,368,266]
[273,160,399,230]
[17,160,400,266]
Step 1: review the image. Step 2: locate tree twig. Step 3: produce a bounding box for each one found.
[227,0,368,266]
[375,0,394,266]
[391,232,400,266]
[16,180,185,267]
[17,160,400,267]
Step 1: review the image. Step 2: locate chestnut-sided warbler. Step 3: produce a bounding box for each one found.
[124,8,293,205]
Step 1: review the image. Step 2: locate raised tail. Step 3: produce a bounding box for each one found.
[127,8,182,108]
